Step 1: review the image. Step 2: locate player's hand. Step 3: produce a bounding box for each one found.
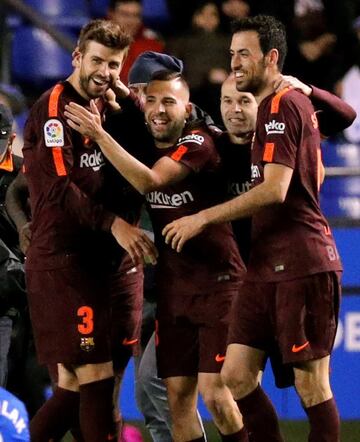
[274,75,312,96]
[19,221,32,255]
[111,217,158,265]
[64,100,103,142]
[109,74,130,99]
[162,212,207,253]
[105,88,121,111]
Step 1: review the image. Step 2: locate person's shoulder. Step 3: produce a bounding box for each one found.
[11,154,23,172]
[177,123,215,147]
[0,387,29,440]
[30,82,67,115]
[261,88,312,120]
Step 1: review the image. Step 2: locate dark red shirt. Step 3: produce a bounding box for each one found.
[247,88,342,282]
[216,133,252,265]
[23,81,115,269]
[145,125,245,294]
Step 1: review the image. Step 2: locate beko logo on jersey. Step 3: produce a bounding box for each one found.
[79,151,105,171]
[178,134,204,145]
[44,119,64,147]
[265,119,285,135]
[146,190,194,208]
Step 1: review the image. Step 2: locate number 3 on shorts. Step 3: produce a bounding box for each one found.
[77,306,94,335]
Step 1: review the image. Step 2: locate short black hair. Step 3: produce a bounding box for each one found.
[231,15,287,71]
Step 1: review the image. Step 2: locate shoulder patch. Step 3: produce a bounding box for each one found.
[44,119,64,147]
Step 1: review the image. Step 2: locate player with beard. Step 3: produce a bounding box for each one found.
[163,15,354,442]
[21,19,157,442]
[65,71,248,442]
[218,72,356,266]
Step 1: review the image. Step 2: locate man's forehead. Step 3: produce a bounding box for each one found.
[146,80,185,99]
[221,82,254,101]
[231,30,261,50]
[83,41,125,60]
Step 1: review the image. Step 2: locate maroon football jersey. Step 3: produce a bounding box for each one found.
[246,88,342,282]
[23,81,115,269]
[145,126,245,294]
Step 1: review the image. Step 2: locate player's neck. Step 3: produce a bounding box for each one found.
[67,72,91,101]
[228,131,253,145]
[255,73,283,105]
[154,128,184,149]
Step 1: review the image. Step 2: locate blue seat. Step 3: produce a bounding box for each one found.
[320,194,360,219]
[321,177,360,197]
[321,139,360,167]
[8,0,90,28]
[89,0,110,18]
[142,0,171,31]
[11,26,73,90]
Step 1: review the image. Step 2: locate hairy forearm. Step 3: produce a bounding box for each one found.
[96,130,160,194]
[200,181,283,226]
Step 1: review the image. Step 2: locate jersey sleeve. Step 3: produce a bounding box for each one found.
[25,86,115,231]
[168,129,219,173]
[310,85,357,137]
[262,91,303,170]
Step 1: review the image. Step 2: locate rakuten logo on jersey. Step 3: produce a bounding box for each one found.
[228,180,252,195]
[251,164,261,180]
[265,119,285,135]
[146,190,194,208]
[177,133,204,145]
[79,151,105,171]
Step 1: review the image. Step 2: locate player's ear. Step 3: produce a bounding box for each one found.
[265,49,279,68]
[72,47,82,68]
[185,102,193,119]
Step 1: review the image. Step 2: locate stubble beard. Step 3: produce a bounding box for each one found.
[149,119,185,145]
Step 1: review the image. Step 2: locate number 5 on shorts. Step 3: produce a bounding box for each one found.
[77,306,94,335]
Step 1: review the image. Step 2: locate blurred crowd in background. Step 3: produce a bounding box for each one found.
[1,0,360,150]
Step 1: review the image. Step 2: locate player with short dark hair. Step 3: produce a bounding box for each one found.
[163,14,350,442]
[65,72,248,441]
[21,19,156,442]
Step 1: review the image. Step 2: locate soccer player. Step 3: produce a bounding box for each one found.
[218,72,356,266]
[163,15,349,442]
[6,50,191,442]
[21,19,156,442]
[65,71,248,441]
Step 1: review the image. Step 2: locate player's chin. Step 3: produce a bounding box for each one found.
[89,84,108,98]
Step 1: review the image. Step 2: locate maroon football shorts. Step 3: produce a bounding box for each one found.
[228,271,341,365]
[26,261,112,366]
[155,289,237,378]
[110,256,144,372]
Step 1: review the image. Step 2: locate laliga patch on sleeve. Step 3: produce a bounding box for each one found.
[44,119,64,147]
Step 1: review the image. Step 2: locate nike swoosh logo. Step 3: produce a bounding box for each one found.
[122,338,138,346]
[292,341,309,353]
[215,354,226,362]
